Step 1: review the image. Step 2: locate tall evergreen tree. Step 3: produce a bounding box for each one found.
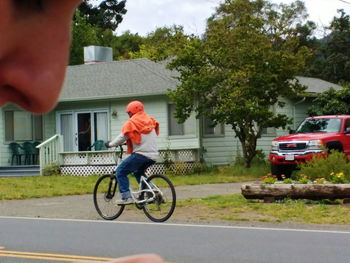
[77,0,127,31]
[306,10,350,84]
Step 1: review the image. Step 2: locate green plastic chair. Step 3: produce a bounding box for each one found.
[9,142,23,165]
[22,142,36,165]
[88,140,106,151]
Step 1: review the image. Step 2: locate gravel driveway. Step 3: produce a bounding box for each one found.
[0,182,246,222]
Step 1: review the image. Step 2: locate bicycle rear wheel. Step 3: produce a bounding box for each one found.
[141,174,176,222]
[93,174,125,220]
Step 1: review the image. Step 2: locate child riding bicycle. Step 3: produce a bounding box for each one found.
[105,100,160,204]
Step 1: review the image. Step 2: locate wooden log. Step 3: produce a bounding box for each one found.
[241,184,350,200]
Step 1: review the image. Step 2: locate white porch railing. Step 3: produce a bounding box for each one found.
[36,135,63,175]
[36,134,199,176]
[59,148,199,176]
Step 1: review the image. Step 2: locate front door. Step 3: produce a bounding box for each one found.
[57,110,108,152]
[77,112,91,151]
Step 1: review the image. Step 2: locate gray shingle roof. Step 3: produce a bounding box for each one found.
[59,58,341,102]
[59,58,178,101]
[296,76,342,93]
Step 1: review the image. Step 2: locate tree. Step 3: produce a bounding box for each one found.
[307,84,350,116]
[306,10,350,84]
[168,0,312,168]
[70,11,101,65]
[77,0,127,31]
[113,31,144,60]
[323,10,350,84]
[70,1,130,64]
[130,25,192,61]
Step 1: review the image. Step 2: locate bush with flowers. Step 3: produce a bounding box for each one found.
[296,174,311,184]
[314,177,327,184]
[262,171,349,184]
[297,150,350,182]
[262,150,350,184]
[329,172,347,184]
[261,173,278,184]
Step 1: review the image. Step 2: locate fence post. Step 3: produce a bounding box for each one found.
[36,134,62,176]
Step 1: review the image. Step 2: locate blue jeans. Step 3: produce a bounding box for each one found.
[116,153,155,199]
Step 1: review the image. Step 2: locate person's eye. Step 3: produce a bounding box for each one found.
[12,0,44,12]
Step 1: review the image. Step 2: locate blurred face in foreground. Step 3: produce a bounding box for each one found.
[0,1,164,263]
[0,0,82,113]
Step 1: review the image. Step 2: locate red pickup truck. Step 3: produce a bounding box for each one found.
[269,115,350,178]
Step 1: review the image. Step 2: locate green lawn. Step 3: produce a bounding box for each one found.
[1,163,350,226]
[0,164,266,200]
[178,194,350,225]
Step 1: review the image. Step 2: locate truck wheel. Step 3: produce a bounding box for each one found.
[326,141,343,153]
[271,164,293,180]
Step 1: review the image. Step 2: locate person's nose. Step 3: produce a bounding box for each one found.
[0,1,81,113]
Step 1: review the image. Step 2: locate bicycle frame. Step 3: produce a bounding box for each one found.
[130,176,162,204]
[112,145,163,205]
[94,146,176,222]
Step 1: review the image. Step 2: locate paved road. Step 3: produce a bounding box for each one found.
[2,182,350,262]
[1,216,350,263]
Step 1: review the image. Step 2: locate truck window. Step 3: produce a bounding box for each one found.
[345,119,350,130]
[296,118,341,133]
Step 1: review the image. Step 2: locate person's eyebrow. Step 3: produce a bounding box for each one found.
[12,0,44,12]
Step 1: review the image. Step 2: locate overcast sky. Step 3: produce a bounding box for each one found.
[109,0,350,37]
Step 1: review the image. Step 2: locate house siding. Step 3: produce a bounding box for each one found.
[108,97,200,151]
[51,96,200,154]
[0,105,18,166]
[0,96,316,168]
[202,126,236,165]
[44,111,56,139]
[202,97,311,166]
[0,108,5,166]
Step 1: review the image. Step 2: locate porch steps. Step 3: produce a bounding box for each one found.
[0,166,40,177]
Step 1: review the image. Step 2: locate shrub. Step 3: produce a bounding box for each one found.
[261,173,278,184]
[329,172,347,184]
[314,178,326,184]
[191,162,213,174]
[283,178,293,184]
[42,163,61,176]
[235,149,267,166]
[296,174,311,184]
[298,150,350,182]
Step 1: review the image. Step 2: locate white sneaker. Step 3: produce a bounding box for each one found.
[116,197,134,205]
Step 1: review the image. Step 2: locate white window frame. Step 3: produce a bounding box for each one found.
[4,110,43,142]
[167,104,196,138]
[202,116,225,137]
[56,108,109,152]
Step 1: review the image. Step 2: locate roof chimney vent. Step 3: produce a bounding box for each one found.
[84,46,113,64]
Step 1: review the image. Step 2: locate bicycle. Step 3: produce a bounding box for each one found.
[93,145,176,222]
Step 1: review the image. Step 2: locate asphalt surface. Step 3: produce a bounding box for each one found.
[1,216,350,263]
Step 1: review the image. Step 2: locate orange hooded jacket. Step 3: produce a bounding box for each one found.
[121,111,159,154]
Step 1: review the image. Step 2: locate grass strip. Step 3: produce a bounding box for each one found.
[0,164,265,200]
[177,194,350,225]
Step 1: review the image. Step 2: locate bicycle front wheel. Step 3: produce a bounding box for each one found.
[142,174,176,222]
[93,174,125,220]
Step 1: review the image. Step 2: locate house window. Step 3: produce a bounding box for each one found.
[345,119,350,130]
[168,104,184,136]
[57,110,108,152]
[261,127,276,137]
[168,104,195,136]
[4,111,43,141]
[203,116,224,136]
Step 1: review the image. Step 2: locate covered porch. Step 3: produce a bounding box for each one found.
[37,135,200,176]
